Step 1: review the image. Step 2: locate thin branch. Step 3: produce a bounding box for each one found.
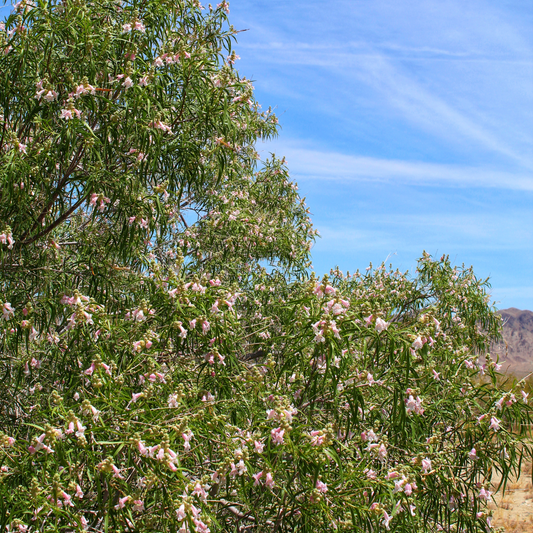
[19,196,86,246]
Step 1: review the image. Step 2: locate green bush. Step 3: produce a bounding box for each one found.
[1,0,531,531]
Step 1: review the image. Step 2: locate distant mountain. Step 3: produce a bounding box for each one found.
[491,308,533,378]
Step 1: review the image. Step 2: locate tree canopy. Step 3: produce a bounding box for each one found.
[1,1,531,532]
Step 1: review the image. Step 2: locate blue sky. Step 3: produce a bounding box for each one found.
[228,0,533,311]
[2,1,532,310]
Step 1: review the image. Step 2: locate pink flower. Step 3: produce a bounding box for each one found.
[309,430,325,446]
[489,416,501,431]
[324,285,335,295]
[382,511,392,530]
[375,317,389,333]
[421,457,432,473]
[478,487,491,501]
[405,394,424,415]
[217,1,229,13]
[132,499,144,511]
[132,392,143,402]
[365,469,377,480]
[377,443,387,461]
[468,448,478,460]
[2,302,14,320]
[182,430,194,451]
[236,459,247,475]
[84,362,96,376]
[271,427,285,446]
[123,77,133,89]
[254,440,264,453]
[412,336,424,350]
[192,482,207,501]
[111,464,124,479]
[252,471,263,485]
[133,20,146,32]
[316,480,328,493]
[0,233,15,249]
[168,393,180,408]
[43,90,58,102]
[58,490,74,507]
[265,472,275,488]
[114,496,130,509]
[176,503,186,520]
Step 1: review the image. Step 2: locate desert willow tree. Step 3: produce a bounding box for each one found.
[0,0,531,532]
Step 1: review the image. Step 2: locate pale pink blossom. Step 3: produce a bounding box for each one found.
[115,496,130,509]
[412,336,424,350]
[271,427,285,445]
[43,90,58,102]
[0,233,15,249]
[489,416,501,431]
[176,503,186,520]
[309,430,325,446]
[182,430,194,451]
[377,443,388,460]
[265,472,275,488]
[131,392,143,402]
[382,511,392,530]
[132,500,144,511]
[2,302,14,320]
[316,479,328,493]
[405,394,424,415]
[478,487,491,501]
[192,482,207,501]
[133,20,146,32]
[366,469,377,480]
[375,317,389,333]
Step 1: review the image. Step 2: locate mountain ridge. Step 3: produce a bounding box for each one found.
[491,308,533,378]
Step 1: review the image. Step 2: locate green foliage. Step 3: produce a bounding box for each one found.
[0,1,531,532]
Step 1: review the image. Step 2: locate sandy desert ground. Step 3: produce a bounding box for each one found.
[490,459,533,532]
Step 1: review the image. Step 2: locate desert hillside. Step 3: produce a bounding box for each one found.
[492,308,533,378]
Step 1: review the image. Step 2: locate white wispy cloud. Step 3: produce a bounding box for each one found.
[247,44,533,168]
[260,142,533,191]
[235,0,533,169]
